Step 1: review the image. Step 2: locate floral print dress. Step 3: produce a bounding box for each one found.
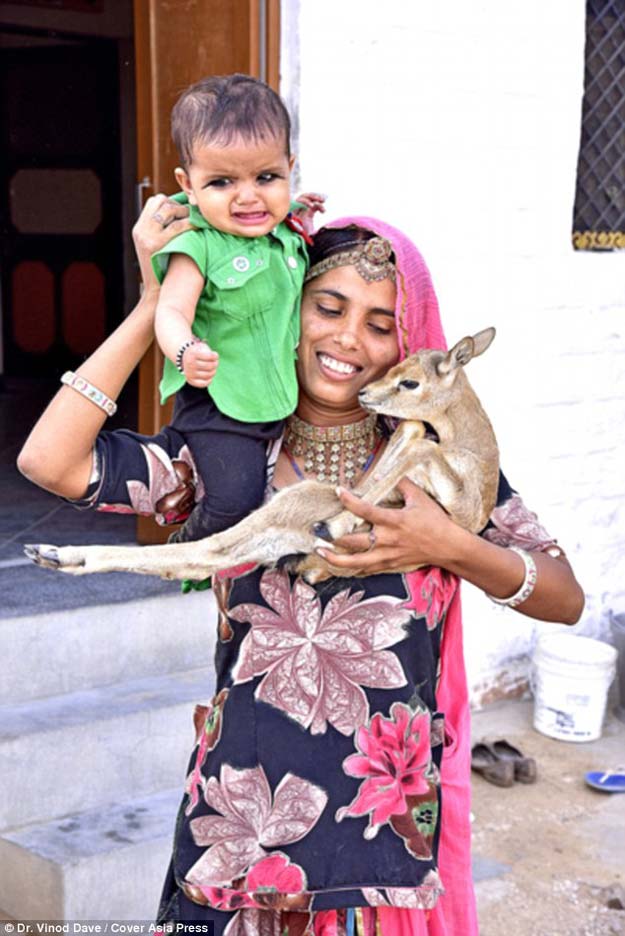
[73,425,560,936]
[165,562,452,930]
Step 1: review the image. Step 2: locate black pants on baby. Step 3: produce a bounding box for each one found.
[169,384,285,542]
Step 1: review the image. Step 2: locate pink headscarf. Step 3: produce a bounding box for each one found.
[320,217,478,936]
[325,216,447,359]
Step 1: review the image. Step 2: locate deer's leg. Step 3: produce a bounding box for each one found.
[25,480,342,579]
[354,421,426,499]
[404,449,479,529]
[316,424,430,541]
[184,479,342,568]
[295,551,367,584]
[24,540,216,580]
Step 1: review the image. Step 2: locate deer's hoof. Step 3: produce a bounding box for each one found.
[312,521,333,541]
[24,544,85,572]
[24,544,61,569]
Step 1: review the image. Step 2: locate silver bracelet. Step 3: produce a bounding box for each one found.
[61,371,117,417]
[487,546,537,608]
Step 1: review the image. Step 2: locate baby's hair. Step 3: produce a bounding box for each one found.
[171,73,291,167]
[308,225,396,266]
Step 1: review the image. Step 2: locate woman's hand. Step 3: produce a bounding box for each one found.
[316,478,584,624]
[132,193,194,294]
[316,479,462,575]
[292,192,326,235]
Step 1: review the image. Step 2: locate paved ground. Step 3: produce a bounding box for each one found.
[472,700,625,936]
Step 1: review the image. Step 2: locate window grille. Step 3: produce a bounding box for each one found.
[572,0,625,250]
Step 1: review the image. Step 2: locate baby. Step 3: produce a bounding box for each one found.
[153,74,323,542]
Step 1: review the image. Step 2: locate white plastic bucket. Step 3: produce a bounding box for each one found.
[532,633,617,742]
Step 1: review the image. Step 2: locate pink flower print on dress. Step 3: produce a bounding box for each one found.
[185,854,312,914]
[223,908,313,936]
[482,493,558,552]
[187,764,327,889]
[184,689,229,816]
[118,442,203,524]
[247,854,312,911]
[229,569,410,736]
[183,880,255,912]
[336,701,440,860]
[406,567,458,630]
[361,869,443,910]
[247,853,304,896]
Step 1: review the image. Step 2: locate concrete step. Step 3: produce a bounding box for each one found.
[0,787,182,920]
[0,667,215,830]
[0,589,217,704]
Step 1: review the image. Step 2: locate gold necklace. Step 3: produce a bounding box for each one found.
[284,413,380,486]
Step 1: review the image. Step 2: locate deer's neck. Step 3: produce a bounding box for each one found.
[432,384,491,448]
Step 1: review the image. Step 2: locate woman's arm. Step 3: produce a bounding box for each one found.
[316,480,584,625]
[17,194,193,499]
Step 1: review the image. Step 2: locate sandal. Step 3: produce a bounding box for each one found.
[491,739,537,784]
[471,742,515,787]
[585,770,625,793]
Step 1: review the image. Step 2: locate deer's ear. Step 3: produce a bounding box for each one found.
[437,337,475,375]
[471,326,496,359]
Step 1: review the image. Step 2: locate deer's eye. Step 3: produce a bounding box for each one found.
[399,379,420,390]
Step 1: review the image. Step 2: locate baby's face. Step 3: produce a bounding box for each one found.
[175,134,294,238]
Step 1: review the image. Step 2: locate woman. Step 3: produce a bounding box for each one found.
[18,196,584,936]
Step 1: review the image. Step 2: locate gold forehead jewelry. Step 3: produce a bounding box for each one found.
[284,413,380,487]
[304,236,396,285]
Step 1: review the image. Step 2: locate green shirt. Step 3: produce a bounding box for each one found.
[154,200,307,423]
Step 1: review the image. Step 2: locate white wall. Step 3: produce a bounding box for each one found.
[282,0,625,703]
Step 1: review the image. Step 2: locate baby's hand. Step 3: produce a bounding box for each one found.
[182,341,219,388]
[293,192,326,235]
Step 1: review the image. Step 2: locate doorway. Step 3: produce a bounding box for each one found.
[0,35,125,377]
[0,5,137,577]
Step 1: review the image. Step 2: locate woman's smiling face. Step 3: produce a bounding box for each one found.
[296,264,399,424]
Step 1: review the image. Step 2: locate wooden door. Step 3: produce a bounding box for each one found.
[133,0,281,542]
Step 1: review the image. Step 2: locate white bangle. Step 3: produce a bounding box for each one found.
[487,546,537,608]
[61,371,117,417]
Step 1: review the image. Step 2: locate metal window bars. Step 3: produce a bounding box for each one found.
[573,0,625,250]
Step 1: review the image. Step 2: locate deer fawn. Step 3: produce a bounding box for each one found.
[26,328,499,583]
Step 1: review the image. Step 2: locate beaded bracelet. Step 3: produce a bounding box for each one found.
[176,339,200,374]
[60,371,117,417]
[488,546,537,608]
